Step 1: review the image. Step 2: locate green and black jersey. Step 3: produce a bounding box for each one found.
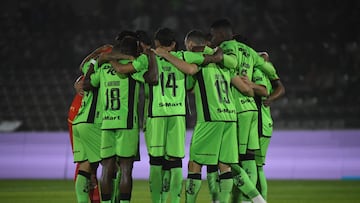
[73,60,102,125]
[253,68,273,137]
[186,47,236,122]
[90,60,141,130]
[135,51,204,117]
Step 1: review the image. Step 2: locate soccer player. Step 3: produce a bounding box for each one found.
[71,57,103,203]
[253,52,285,200]
[84,36,157,203]
[68,44,113,203]
[210,18,276,203]
[152,29,266,203]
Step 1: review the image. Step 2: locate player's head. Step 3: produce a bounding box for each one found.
[115,30,137,42]
[210,18,233,46]
[136,30,152,52]
[184,30,207,51]
[154,27,176,50]
[113,36,139,57]
[233,34,251,46]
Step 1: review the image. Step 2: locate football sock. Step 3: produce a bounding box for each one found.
[185,173,202,203]
[169,160,183,203]
[75,170,90,203]
[257,166,267,200]
[112,169,121,203]
[251,194,266,203]
[240,158,258,185]
[149,165,163,203]
[161,161,171,203]
[219,171,233,203]
[206,165,219,202]
[231,164,260,200]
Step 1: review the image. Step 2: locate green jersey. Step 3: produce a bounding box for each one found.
[90,60,140,130]
[220,40,257,112]
[187,47,236,122]
[140,51,204,117]
[73,60,102,125]
[253,68,273,137]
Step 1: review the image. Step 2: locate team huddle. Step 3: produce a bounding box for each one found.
[68,18,285,203]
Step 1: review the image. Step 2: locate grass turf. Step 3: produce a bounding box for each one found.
[0,179,359,203]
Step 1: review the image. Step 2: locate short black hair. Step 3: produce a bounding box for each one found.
[113,36,139,57]
[185,30,207,46]
[136,30,152,46]
[115,30,137,42]
[154,27,176,47]
[210,18,233,32]
[233,34,251,46]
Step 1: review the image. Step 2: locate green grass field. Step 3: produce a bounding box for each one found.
[0,179,359,203]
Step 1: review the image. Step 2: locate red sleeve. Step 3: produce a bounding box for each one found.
[67,94,83,123]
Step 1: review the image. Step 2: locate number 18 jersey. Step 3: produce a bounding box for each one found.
[90,60,140,130]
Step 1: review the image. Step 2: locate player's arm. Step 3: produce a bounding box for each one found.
[202,47,237,69]
[98,52,135,65]
[83,64,96,91]
[263,79,285,106]
[258,52,285,106]
[79,44,112,71]
[74,75,84,96]
[243,76,268,97]
[142,48,159,85]
[152,47,199,75]
[231,75,254,97]
[110,60,137,74]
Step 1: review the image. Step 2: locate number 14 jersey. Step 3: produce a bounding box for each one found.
[146,51,204,117]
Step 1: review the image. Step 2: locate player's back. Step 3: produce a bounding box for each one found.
[92,61,140,130]
[147,52,187,117]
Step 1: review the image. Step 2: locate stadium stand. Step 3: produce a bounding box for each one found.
[0,0,359,131]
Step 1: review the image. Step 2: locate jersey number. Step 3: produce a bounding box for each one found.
[160,72,178,97]
[105,88,120,110]
[215,76,230,104]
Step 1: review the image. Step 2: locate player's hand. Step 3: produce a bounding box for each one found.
[151,47,169,57]
[97,53,108,65]
[74,79,84,96]
[212,47,224,62]
[258,51,269,62]
[263,97,273,107]
[240,75,250,84]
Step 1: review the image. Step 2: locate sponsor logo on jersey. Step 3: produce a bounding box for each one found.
[103,115,121,120]
[217,108,236,114]
[106,81,120,87]
[240,98,255,104]
[159,102,183,107]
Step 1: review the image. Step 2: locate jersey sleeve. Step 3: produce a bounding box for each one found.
[220,41,238,69]
[132,54,149,72]
[131,69,146,83]
[253,68,268,87]
[253,50,278,80]
[182,51,205,65]
[90,63,107,87]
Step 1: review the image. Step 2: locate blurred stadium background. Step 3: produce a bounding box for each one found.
[0,0,360,189]
[0,0,359,131]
